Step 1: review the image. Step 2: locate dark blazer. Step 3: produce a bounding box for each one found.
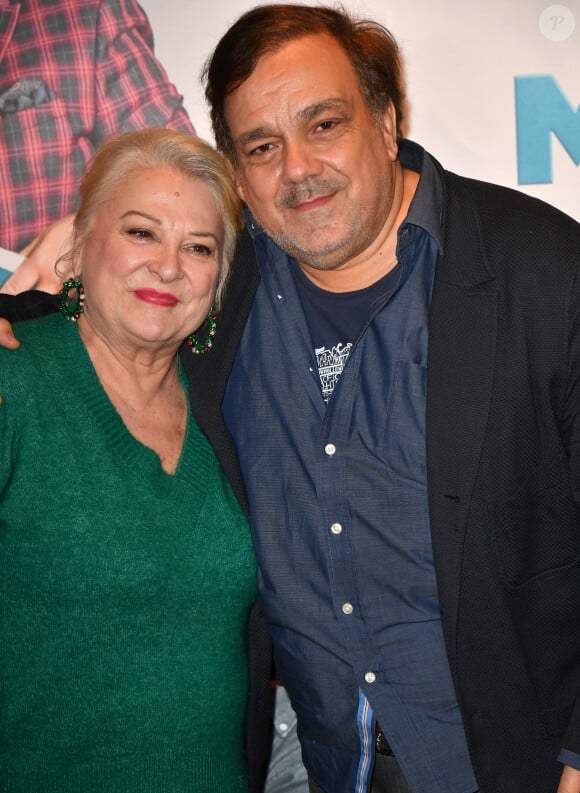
[182,159,580,792]
[3,157,580,792]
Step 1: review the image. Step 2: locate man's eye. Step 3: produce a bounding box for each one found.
[317,120,337,131]
[249,142,274,156]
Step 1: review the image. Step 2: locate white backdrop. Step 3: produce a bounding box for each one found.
[141,0,580,221]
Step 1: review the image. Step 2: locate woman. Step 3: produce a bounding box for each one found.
[0,129,261,791]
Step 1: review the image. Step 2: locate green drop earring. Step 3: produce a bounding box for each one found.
[59,278,85,322]
[187,311,217,354]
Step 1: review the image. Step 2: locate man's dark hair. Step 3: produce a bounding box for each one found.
[202,3,405,161]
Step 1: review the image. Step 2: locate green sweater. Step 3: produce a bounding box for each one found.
[0,314,257,792]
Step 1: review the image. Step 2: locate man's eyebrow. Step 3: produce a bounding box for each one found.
[297,98,349,123]
[237,126,276,145]
[237,99,350,145]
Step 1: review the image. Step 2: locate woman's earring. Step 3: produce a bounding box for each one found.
[59,278,85,322]
[187,311,217,354]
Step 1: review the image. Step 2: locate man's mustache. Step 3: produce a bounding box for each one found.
[277,177,345,209]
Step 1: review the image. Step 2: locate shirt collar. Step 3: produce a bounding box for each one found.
[244,138,443,254]
[398,140,443,254]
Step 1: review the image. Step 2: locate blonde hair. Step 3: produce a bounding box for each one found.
[59,128,243,309]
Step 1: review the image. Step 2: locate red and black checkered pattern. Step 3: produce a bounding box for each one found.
[0,0,193,252]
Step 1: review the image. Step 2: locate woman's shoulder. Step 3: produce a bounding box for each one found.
[0,315,86,433]
[0,314,74,381]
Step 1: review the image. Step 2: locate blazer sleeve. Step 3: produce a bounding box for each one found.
[562,265,580,752]
[0,291,59,323]
[245,598,274,793]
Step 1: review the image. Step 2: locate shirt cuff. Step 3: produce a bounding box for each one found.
[559,748,580,771]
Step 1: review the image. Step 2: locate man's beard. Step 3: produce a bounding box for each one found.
[266,175,366,270]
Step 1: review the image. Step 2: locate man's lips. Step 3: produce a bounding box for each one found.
[133,289,179,307]
[291,193,334,212]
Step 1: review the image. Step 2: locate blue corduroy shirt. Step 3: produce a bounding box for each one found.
[223,142,478,793]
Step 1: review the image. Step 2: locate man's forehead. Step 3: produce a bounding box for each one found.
[234,33,353,91]
[224,34,359,129]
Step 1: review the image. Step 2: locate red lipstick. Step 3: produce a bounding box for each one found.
[134,289,178,307]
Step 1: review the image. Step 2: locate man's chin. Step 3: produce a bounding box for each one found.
[270,231,352,271]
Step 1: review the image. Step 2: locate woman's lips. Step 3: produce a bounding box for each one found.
[134,289,178,307]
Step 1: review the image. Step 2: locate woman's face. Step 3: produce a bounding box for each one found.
[76,166,224,355]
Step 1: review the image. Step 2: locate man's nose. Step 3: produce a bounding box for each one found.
[282,140,323,182]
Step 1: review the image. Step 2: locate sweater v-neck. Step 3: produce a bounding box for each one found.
[39,314,203,488]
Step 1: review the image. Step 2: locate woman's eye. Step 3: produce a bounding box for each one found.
[189,244,213,256]
[128,228,153,239]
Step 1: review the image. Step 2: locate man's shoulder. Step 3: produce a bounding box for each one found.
[443,168,580,240]
[221,226,261,314]
[183,228,259,384]
[432,162,580,290]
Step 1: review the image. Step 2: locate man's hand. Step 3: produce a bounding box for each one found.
[0,213,74,295]
[558,765,580,793]
[0,318,20,349]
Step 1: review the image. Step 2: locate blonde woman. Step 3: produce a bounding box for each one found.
[0,129,262,792]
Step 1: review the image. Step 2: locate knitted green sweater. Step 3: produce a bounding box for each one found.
[0,314,257,792]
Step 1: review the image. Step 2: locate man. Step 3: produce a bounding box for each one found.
[194,6,580,792]
[1,5,579,792]
[0,0,193,290]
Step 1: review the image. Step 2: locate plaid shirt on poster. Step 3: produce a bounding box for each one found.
[0,0,193,252]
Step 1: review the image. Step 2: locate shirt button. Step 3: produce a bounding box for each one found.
[341,602,353,615]
[364,671,376,684]
[330,522,343,535]
[325,443,336,456]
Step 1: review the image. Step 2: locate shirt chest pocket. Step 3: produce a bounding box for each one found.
[0,90,91,165]
[0,96,93,247]
[377,360,427,485]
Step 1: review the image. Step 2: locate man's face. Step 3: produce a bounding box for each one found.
[224,32,399,273]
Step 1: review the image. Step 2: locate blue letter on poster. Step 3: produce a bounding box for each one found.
[515,75,580,184]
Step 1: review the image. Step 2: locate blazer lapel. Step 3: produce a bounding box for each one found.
[426,169,498,668]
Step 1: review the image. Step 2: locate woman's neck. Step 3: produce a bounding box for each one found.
[78,318,188,475]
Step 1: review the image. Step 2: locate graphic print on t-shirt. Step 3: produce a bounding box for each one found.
[315,342,353,402]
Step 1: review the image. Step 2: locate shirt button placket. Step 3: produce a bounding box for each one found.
[325,443,353,624]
